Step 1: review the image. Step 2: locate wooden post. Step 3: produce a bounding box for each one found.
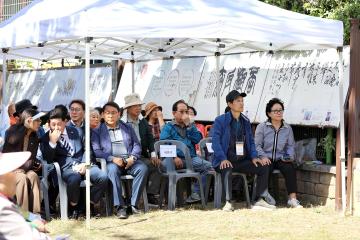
[347,19,360,213]
[335,128,342,211]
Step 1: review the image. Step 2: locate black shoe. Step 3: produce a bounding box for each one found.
[117,207,128,219]
[130,205,141,215]
[70,209,79,220]
[91,203,101,218]
[147,194,160,205]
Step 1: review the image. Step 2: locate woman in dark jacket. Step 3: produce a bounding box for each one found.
[2,109,44,213]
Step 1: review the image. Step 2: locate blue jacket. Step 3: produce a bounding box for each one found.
[160,121,202,158]
[211,111,258,168]
[91,121,142,162]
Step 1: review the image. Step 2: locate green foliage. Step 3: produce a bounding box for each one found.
[260,0,360,44]
[318,134,336,152]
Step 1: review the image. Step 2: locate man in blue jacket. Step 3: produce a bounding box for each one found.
[160,99,212,203]
[91,102,148,219]
[211,90,274,211]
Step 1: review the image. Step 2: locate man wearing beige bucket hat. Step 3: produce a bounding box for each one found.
[122,93,163,205]
[0,152,52,239]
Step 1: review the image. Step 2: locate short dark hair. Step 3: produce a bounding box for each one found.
[172,99,188,112]
[265,98,285,120]
[49,108,66,121]
[188,106,197,116]
[69,99,85,111]
[102,101,121,113]
[54,104,70,120]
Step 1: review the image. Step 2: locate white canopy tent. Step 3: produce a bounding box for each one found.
[0,0,346,225]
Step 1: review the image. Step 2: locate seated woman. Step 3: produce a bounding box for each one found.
[254,98,302,208]
[143,102,165,141]
[2,109,45,213]
[90,108,101,129]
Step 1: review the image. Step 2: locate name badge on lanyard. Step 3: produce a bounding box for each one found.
[236,141,244,156]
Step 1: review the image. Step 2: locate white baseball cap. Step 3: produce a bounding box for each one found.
[0,152,31,175]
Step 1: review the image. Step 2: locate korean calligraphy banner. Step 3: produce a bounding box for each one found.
[5,65,112,111]
[115,47,350,127]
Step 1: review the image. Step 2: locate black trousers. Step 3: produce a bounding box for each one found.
[270,160,297,195]
[216,160,270,201]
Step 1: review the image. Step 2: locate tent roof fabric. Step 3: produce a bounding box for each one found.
[0,0,343,61]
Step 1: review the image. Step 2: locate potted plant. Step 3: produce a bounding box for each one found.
[318,129,336,165]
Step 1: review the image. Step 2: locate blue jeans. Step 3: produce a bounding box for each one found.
[162,156,212,193]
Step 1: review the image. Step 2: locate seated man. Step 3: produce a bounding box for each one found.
[121,93,162,205]
[160,99,212,203]
[40,108,108,219]
[211,90,274,211]
[91,102,148,219]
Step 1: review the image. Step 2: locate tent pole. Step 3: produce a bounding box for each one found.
[2,52,7,106]
[84,37,91,229]
[215,50,221,116]
[337,47,346,214]
[131,59,135,93]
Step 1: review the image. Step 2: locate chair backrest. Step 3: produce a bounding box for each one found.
[198,137,213,160]
[154,140,193,172]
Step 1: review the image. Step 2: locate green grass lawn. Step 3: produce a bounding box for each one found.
[47,204,360,240]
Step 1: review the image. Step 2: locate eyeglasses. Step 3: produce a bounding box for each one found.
[104,111,118,116]
[271,109,284,114]
[70,107,82,113]
[176,110,189,115]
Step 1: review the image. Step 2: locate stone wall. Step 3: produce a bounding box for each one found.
[272,164,337,207]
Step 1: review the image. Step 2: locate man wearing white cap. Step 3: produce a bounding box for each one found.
[0,151,51,239]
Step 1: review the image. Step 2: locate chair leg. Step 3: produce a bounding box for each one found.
[205,174,212,205]
[224,171,231,202]
[41,180,50,221]
[241,174,251,208]
[197,176,206,209]
[142,187,149,212]
[58,181,68,220]
[159,177,167,209]
[105,186,112,216]
[214,173,222,209]
[168,175,176,211]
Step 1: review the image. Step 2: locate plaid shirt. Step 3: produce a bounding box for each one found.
[148,121,161,141]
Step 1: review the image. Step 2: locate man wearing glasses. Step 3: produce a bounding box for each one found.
[67,99,85,140]
[91,102,148,219]
[160,99,212,203]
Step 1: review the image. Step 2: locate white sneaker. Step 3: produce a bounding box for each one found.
[252,198,276,210]
[186,192,201,203]
[222,201,234,211]
[287,198,303,208]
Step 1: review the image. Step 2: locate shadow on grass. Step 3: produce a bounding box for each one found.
[108,233,157,240]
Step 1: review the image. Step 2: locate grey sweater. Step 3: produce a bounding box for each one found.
[254,121,295,161]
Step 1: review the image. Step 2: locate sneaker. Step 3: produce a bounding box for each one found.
[130,205,142,215]
[252,198,276,210]
[222,201,234,212]
[287,198,303,208]
[186,192,201,203]
[117,207,128,219]
[261,190,276,206]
